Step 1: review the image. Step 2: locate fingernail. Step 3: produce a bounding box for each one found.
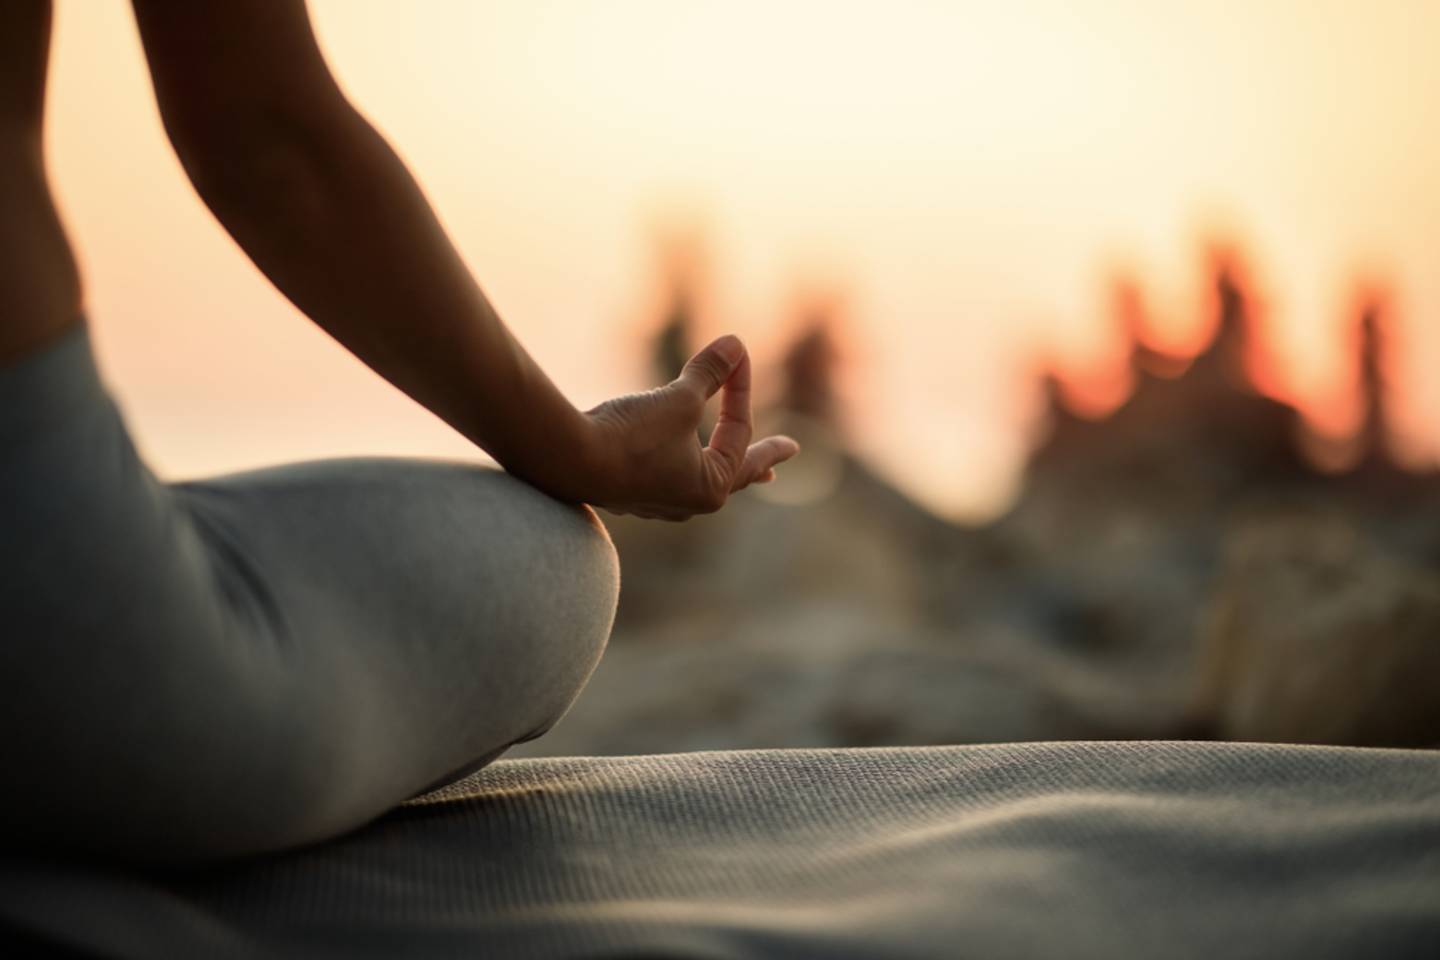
[715,335,744,365]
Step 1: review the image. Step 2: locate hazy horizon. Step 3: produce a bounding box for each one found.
[45,0,1440,518]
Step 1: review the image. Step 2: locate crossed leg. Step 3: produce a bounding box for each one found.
[1,327,618,862]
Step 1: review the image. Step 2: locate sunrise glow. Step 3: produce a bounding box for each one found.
[45,0,1440,518]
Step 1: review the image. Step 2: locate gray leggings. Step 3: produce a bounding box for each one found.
[0,324,619,863]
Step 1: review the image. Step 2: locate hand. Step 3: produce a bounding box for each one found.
[580,335,800,520]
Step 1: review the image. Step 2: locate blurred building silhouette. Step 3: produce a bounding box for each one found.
[650,288,694,384]
[1354,295,1393,472]
[545,241,1440,758]
[1028,261,1309,501]
[779,318,841,427]
[1112,276,1187,379]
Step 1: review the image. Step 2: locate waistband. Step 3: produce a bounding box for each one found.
[0,322,111,440]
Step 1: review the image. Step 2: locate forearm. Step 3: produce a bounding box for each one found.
[174,104,593,497]
[126,0,795,519]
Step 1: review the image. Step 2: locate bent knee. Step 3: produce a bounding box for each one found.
[559,501,622,628]
[515,501,618,735]
[480,469,620,627]
[487,491,618,730]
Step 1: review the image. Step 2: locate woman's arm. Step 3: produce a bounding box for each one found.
[129,1,795,517]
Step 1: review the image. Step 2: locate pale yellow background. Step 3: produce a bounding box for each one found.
[45,1,1440,518]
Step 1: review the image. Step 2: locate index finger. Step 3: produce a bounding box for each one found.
[704,346,752,476]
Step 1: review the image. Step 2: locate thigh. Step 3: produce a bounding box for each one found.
[1,329,617,861]
[172,457,619,803]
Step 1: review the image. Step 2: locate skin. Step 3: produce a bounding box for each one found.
[0,2,83,367]
[0,0,797,520]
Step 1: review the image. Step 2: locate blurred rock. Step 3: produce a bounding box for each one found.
[528,253,1440,758]
[1191,513,1440,747]
[515,601,1109,758]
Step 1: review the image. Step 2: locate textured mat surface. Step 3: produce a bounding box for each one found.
[2,741,1438,958]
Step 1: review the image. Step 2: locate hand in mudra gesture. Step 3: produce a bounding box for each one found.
[582,335,800,521]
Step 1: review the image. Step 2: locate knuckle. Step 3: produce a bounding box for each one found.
[677,383,707,416]
[666,378,703,409]
[714,411,750,433]
[691,354,728,388]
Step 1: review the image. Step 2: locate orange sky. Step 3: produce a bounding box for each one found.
[45,0,1440,518]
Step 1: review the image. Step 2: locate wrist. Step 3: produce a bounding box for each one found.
[499,401,614,506]
[562,407,622,506]
[552,405,606,502]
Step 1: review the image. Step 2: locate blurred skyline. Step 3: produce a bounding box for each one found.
[44,0,1440,518]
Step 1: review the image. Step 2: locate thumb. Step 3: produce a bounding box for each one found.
[674,335,745,401]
